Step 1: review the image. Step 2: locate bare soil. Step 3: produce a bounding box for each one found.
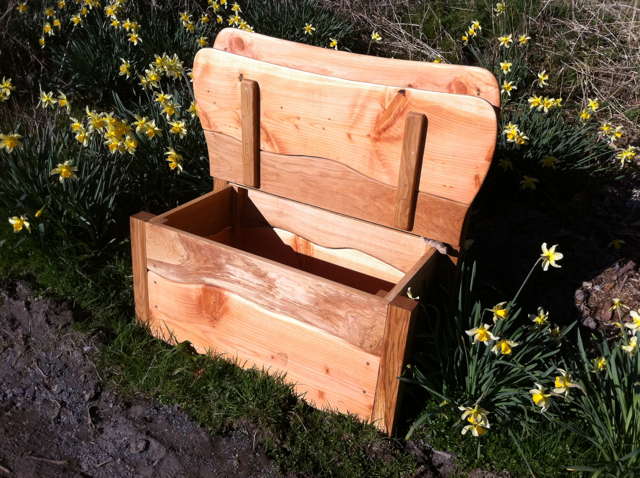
[0,281,284,478]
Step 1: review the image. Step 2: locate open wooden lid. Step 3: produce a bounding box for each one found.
[193,31,498,249]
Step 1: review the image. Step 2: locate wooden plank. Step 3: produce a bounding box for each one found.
[144,222,389,355]
[371,296,418,435]
[130,212,155,323]
[150,188,233,237]
[213,178,229,192]
[147,271,380,419]
[241,79,260,187]
[214,28,500,107]
[193,49,497,206]
[242,187,429,272]
[394,112,427,230]
[385,249,440,304]
[206,132,469,247]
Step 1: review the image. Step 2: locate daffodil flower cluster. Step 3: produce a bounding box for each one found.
[461,20,481,44]
[502,122,528,145]
[459,405,490,437]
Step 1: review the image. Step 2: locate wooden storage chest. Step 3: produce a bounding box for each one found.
[131,29,499,435]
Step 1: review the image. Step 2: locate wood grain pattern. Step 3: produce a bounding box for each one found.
[205,132,469,247]
[214,28,500,107]
[242,187,429,272]
[371,296,418,435]
[147,271,380,419]
[394,112,427,230]
[144,221,388,355]
[130,212,155,323]
[150,189,232,236]
[193,48,497,206]
[241,79,260,187]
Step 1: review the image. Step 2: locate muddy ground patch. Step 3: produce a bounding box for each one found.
[0,281,285,478]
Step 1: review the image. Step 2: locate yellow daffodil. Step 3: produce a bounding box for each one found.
[518,34,531,46]
[371,31,382,42]
[549,325,561,337]
[520,175,539,190]
[188,101,198,118]
[432,57,443,63]
[39,37,46,48]
[144,121,161,139]
[599,122,612,135]
[531,307,549,326]
[553,369,581,397]
[593,356,607,372]
[17,2,29,13]
[132,115,150,133]
[625,310,640,334]
[165,148,184,172]
[69,118,84,133]
[8,215,30,233]
[610,298,628,312]
[200,14,210,24]
[622,336,638,355]
[57,92,69,111]
[50,160,78,182]
[490,301,509,321]
[70,14,82,26]
[540,243,563,271]
[198,36,208,47]
[461,33,469,44]
[541,156,558,168]
[462,423,490,437]
[329,38,338,50]
[80,6,88,17]
[492,339,519,356]
[154,92,172,105]
[123,135,138,154]
[231,2,241,12]
[459,405,489,426]
[43,22,54,36]
[587,98,600,112]
[119,59,131,78]
[0,133,22,153]
[499,62,512,74]
[44,7,56,18]
[169,120,187,137]
[471,20,481,31]
[497,34,513,48]
[53,18,61,29]
[501,80,517,96]
[128,32,141,45]
[57,0,65,8]
[0,77,15,100]
[75,129,89,146]
[609,125,624,142]
[162,102,180,118]
[579,109,592,121]
[465,324,498,345]
[528,95,543,110]
[536,70,549,87]
[608,239,625,249]
[39,91,56,108]
[494,2,506,15]
[542,97,556,113]
[530,384,552,412]
[616,146,637,167]
[216,15,223,24]
[303,23,316,35]
[110,18,121,29]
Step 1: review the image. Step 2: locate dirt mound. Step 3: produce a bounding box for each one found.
[0,281,283,478]
[575,260,640,332]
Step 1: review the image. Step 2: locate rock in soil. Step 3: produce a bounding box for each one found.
[575,260,640,333]
[0,281,284,478]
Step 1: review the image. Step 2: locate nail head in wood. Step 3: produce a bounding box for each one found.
[393,112,427,231]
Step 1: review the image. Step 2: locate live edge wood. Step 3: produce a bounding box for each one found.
[214,28,500,108]
[147,271,380,420]
[193,48,497,208]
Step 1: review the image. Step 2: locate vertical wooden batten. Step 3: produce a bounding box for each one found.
[393,112,427,231]
[371,295,419,435]
[241,79,260,188]
[130,212,155,323]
